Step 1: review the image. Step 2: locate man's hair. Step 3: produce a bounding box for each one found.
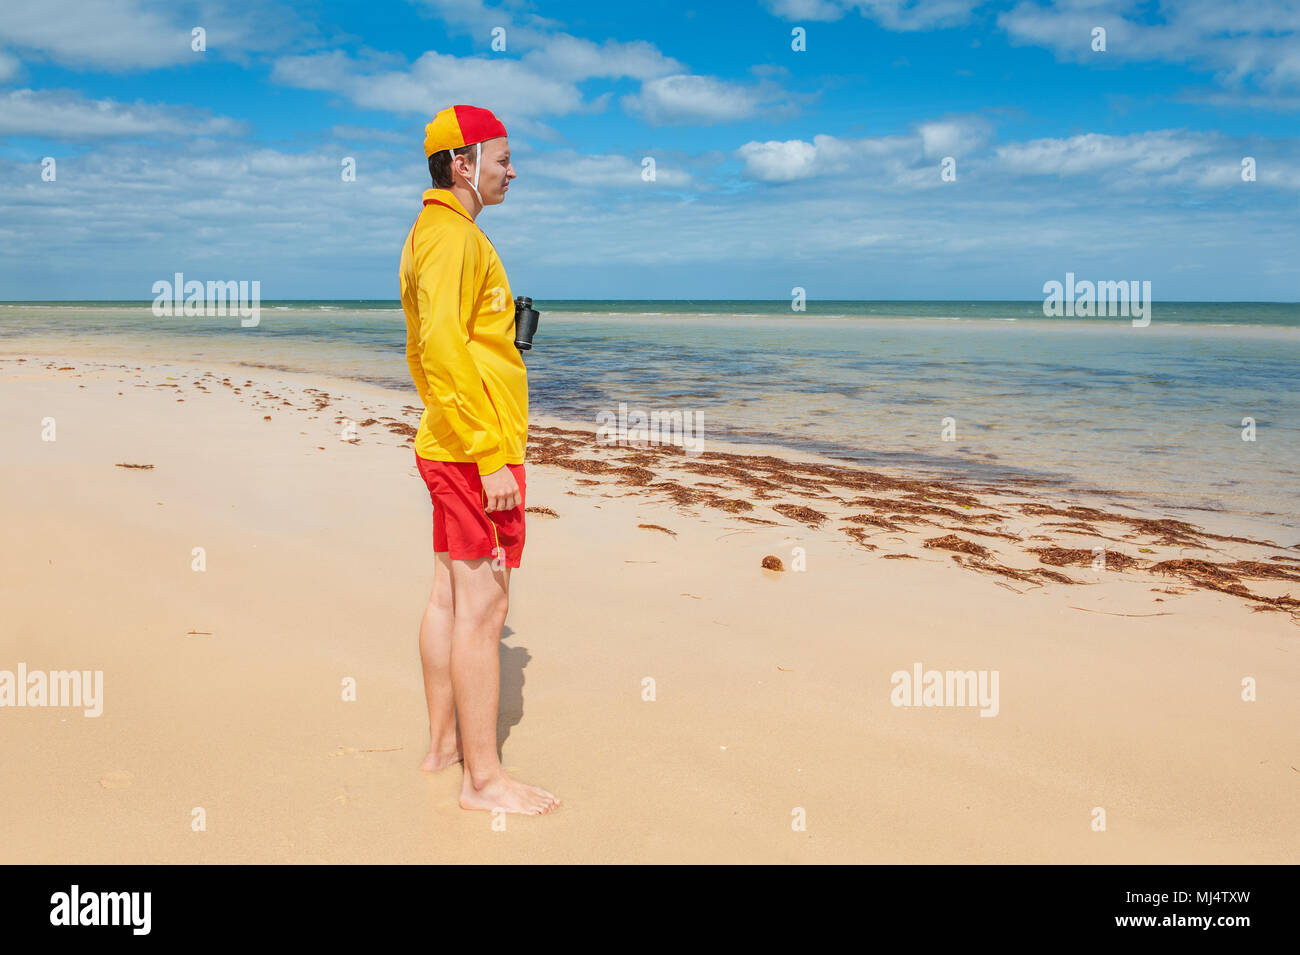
[428,144,476,189]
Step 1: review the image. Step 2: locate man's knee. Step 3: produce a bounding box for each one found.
[428,584,455,614]
[457,594,507,633]
[450,559,509,627]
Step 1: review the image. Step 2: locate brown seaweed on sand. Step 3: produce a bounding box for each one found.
[521,422,1296,613]
[840,527,878,550]
[1150,559,1242,586]
[544,457,615,475]
[953,526,1022,541]
[1042,521,1102,534]
[637,523,675,536]
[846,495,1003,524]
[1019,503,1262,548]
[923,535,990,557]
[648,481,710,506]
[707,497,755,514]
[842,513,905,532]
[1028,547,1142,571]
[950,554,1078,586]
[1223,561,1300,583]
[613,466,656,486]
[773,503,828,526]
[1146,559,1298,611]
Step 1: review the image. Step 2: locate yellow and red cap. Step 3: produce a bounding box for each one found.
[424,105,508,157]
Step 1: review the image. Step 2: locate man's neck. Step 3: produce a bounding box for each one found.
[447,182,483,221]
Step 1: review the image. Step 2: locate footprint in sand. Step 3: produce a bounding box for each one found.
[99,770,134,789]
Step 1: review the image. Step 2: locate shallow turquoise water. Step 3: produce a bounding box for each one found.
[3,302,1297,535]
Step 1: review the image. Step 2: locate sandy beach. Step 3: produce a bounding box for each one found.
[1,353,1297,864]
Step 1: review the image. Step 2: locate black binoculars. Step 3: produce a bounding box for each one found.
[514,296,540,351]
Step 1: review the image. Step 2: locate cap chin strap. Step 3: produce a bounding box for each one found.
[448,142,483,205]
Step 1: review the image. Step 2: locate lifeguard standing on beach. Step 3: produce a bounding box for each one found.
[399,104,559,815]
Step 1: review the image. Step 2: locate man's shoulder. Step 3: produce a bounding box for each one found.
[411,209,484,261]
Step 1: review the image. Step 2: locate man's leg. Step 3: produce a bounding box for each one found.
[418,550,461,771]
[450,556,560,814]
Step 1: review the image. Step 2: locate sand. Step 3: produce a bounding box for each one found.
[1,354,1297,863]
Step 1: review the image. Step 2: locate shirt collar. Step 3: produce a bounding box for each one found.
[422,188,474,223]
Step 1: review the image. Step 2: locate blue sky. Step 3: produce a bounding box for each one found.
[1,0,1297,300]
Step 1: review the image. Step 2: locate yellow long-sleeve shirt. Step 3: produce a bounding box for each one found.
[400,188,528,475]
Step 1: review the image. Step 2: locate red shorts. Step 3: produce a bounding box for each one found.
[415,452,526,568]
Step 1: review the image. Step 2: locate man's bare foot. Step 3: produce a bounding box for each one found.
[420,749,463,772]
[459,772,561,814]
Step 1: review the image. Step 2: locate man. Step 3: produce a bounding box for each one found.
[399,104,559,815]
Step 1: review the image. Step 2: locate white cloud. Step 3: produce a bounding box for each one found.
[1177,90,1300,111]
[0,0,304,72]
[736,138,821,181]
[0,88,246,140]
[998,0,1300,92]
[0,0,190,71]
[411,0,562,46]
[990,128,1300,190]
[328,124,413,145]
[0,49,19,81]
[763,0,979,29]
[525,151,692,188]
[769,0,1300,102]
[916,115,993,158]
[735,123,1300,197]
[737,120,985,181]
[994,130,1216,177]
[274,50,581,121]
[271,5,795,134]
[623,74,795,126]
[762,0,850,20]
[532,35,682,81]
[272,37,684,129]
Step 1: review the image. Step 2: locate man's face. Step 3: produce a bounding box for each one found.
[474,136,515,205]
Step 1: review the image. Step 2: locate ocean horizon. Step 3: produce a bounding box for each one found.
[4,298,1300,326]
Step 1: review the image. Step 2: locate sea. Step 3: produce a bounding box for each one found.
[3,300,1298,538]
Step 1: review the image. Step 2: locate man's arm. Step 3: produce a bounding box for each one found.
[400,243,431,407]
[415,228,509,476]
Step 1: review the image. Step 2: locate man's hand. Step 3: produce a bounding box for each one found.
[481,465,521,512]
